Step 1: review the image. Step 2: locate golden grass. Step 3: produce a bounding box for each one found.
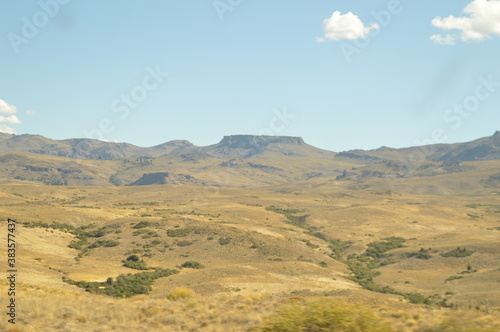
[167,287,196,301]
[0,170,499,331]
[1,280,498,331]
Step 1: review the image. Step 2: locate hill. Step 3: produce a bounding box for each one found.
[337,131,500,163]
[0,131,499,330]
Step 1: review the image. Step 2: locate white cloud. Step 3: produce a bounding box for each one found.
[317,11,380,42]
[0,115,22,124]
[0,125,16,134]
[431,0,500,44]
[0,100,22,133]
[26,109,36,115]
[430,34,457,45]
[0,99,18,114]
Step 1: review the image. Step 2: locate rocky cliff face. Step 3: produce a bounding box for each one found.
[200,135,316,158]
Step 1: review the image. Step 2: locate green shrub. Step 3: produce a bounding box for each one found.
[181,261,205,269]
[85,228,108,238]
[445,276,464,282]
[64,268,178,298]
[143,240,162,248]
[218,237,231,245]
[88,239,120,249]
[363,237,406,260]
[177,240,193,247]
[406,248,433,260]
[441,247,475,258]
[329,239,351,259]
[126,255,140,262]
[122,255,150,270]
[257,298,392,332]
[265,206,303,214]
[133,221,151,229]
[404,292,427,304]
[68,238,88,250]
[167,228,193,237]
[123,260,150,270]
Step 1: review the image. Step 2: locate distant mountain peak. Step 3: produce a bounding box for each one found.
[218,135,305,149]
[152,140,193,149]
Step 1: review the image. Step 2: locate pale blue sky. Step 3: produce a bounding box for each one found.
[1,0,499,151]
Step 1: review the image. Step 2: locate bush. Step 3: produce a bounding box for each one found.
[85,228,108,238]
[123,260,150,270]
[167,287,196,301]
[123,255,150,270]
[88,239,120,249]
[181,261,205,269]
[126,255,140,262]
[406,248,433,260]
[257,298,392,332]
[441,247,475,258]
[363,237,406,260]
[68,238,88,250]
[328,239,351,258]
[64,268,178,298]
[133,221,151,229]
[177,240,193,247]
[167,228,193,237]
[404,292,427,304]
[218,237,231,245]
[265,206,303,214]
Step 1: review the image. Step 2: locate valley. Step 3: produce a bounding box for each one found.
[0,132,499,331]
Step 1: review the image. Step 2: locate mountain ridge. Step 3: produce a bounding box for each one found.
[0,131,499,163]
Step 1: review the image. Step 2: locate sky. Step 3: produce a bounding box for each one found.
[0,0,499,152]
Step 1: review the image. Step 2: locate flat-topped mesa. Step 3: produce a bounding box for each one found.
[218,135,305,149]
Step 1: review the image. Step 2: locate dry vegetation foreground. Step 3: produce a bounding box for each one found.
[0,280,499,331]
[0,181,499,331]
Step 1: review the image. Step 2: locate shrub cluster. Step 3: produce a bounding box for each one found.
[218,237,231,245]
[363,237,406,260]
[122,255,151,270]
[406,247,433,260]
[441,247,475,258]
[132,221,151,229]
[63,268,178,298]
[87,239,120,249]
[167,228,193,237]
[181,261,205,269]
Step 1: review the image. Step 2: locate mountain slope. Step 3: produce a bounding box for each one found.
[337,131,500,163]
[0,134,195,160]
[197,135,335,159]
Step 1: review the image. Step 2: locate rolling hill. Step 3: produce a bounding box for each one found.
[0,131,499,331]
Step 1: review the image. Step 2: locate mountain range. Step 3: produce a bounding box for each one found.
[1,131,499,161]
[0,131,498,189]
